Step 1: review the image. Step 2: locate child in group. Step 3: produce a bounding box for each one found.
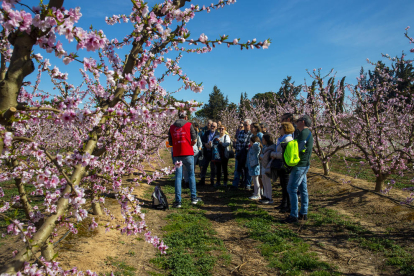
[247,136,262,200]
[259,134,276,204]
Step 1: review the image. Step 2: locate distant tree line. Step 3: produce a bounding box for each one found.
[193,54,414,123]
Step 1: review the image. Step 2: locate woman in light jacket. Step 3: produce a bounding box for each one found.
[270,122,294,213]
[247,135,262,199]
[259,134,276,204]
[213,125,231,187]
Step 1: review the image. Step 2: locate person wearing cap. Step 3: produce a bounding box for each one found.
[282,115,313,223]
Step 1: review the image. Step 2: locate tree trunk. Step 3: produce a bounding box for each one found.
[322,162,330,176]
[92,202,103,216]
[40,242,54,261]
[375,176,384,192]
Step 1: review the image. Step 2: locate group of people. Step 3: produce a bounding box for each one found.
[168,112,314,223]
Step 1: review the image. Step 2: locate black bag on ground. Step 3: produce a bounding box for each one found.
[152,186,169,210]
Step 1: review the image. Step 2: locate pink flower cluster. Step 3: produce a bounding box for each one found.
[145,231,169,254]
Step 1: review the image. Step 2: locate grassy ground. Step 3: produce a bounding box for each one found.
[148,181,231,276]
[311,154,414,189]
[308,208,414,275]
[225,191,340,276]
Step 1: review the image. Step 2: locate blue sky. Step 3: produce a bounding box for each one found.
[27,0,414,106]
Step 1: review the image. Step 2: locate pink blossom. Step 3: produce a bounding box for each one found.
[199,33,208,43]
[262,40,270,49]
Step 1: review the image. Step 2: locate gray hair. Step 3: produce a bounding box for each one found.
[207,119,213,124]
[244,119,252,125]
[292,114,300,121]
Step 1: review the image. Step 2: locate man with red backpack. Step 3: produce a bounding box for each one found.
[168,112,203,208]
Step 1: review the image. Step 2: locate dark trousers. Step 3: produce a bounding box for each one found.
[200,152,216,181]
[214,158,229,184]
[272,169,290,207]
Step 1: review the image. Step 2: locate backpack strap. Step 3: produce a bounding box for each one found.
[298,131,312,152]
[305,131,311,143]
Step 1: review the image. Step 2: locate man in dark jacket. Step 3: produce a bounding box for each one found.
[169,113,202,208]
[200,122,218,185]
[232,119,253,190]
[199,119,212,138]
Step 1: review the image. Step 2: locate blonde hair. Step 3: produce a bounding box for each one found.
[281,122,295,134]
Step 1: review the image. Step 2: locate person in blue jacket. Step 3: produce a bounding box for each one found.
[247,135,262,200]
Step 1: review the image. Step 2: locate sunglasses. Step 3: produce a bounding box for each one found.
[211,126,216,128]
[219,128,224,130]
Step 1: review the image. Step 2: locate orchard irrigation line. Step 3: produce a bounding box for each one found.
[308,171,414,210]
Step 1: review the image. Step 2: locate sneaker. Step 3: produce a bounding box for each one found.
[298,213,308,221]
[172,202,182,208]
[249,195,261,200]
[262,199,274,205]
[245,186,252,191]
[191,197,203,205]
[281,215,298,224]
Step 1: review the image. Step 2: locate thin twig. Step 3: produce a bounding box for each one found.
[348,255,358,265]
[231,261,248,274]
[274,250,287,255]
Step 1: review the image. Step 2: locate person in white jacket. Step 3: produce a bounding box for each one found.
[212,125,231,187]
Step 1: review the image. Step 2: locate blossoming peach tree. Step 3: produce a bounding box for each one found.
[0,0,270,274]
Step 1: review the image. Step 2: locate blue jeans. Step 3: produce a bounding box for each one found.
[232,159,251,188]
[173,155,197,203]
[183,154,199,183]
[287,166,309,218]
